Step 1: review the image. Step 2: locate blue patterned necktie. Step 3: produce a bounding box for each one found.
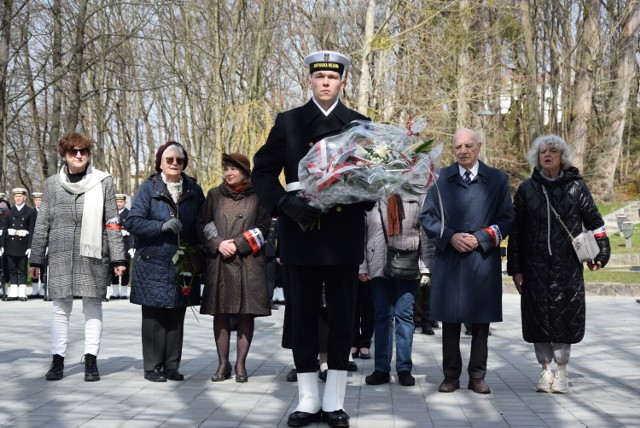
[463,170,472,185]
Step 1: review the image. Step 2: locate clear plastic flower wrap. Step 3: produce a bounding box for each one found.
[298,119,443,210]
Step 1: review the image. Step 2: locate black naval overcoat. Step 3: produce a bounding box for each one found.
[3,204,37,257]
[252,100,370,266]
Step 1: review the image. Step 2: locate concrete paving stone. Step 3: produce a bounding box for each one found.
[1,295,640,427]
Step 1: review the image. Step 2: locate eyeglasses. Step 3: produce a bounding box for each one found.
[68,148,90,156]
[164,157,185,165]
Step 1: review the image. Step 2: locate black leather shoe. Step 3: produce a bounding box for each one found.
[365,370,390,385]
[438,377,460,393]
[421,325,435,335]
[321,409,350,427]
[430,320,440,328]
[45,354,64,381]
[286,368,298,382]
[358,349,371,359]
[211,364,232,382]
[164,369,184,381]
[144,368,167,382]
[347,361,358,372]
[83,353,100,381]
[235,365,248,383]
[287,410,321,427]
[468,378,491,394]
[397,371,415,386]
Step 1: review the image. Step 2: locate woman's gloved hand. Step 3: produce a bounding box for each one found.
[161,219,183,234]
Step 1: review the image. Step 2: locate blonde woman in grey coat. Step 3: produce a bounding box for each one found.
[30,132,126,382]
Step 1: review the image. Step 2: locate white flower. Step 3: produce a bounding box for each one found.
[373,145,389,159]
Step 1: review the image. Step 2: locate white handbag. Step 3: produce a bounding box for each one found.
[543,187,600,263]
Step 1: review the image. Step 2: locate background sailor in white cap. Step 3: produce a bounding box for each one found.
[29,192,45,298]
[1,188,37,301]
[252,50,371,428]
[0,193,10,299]
[107,194,133,300]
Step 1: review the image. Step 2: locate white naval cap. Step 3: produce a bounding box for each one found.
[11,187,27,195]
[115,193,127,201]
[304,50,351,76]
[32,192,43,198]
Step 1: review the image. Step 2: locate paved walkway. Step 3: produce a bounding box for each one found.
[0,294,639,427]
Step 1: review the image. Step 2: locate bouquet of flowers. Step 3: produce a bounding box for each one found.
[172,243,199,296]
[298,119,442,210]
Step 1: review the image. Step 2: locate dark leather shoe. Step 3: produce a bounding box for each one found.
[318,369,327,382]
[421,325,435,335]
[211,364,232,382]
[286,368,297,382]
[287,410,321,427]
[397,371,415,386]
[235,365,248,382]
[45,354,64,381]
[358,349,371,359]
[468,378,491,394]
[365,370,390,385]
[83,353,100,382]
[144,368,167,382]
[430,320,440,329]
[164,369,184,381]
[347,361,358,372]
[438,377,460,393]
[321,409,350,427]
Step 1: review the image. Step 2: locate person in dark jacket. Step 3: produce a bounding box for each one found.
[421,128,514,395]
[2,188,37,301]
[252,50,370,428]
[108,194,134,300]
[127,141,205,382]
[197,152,271,383]
[0,196,10,299]
[507,134,610,394]
[361,195,431,387]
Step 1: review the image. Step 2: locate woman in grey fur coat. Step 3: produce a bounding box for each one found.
[29,132,126,382]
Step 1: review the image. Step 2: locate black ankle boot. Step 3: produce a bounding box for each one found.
[45,354,64,381]
[83,353,100,381]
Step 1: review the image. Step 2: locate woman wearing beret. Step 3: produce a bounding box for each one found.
[507,134,610,394]
[29,132,126,382]
[197,153,271,383]
[126,141,205,382]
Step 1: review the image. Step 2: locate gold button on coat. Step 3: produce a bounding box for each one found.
[336,206,342,213]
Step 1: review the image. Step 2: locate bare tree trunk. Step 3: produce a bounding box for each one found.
[64,0,88,132]
[568,0,600,172]
[520,0,541,141]
[591,1,640,200]
[48,0,63,175]
[456,0,471,128]
[357,0,375,116]
[0,0,12,190]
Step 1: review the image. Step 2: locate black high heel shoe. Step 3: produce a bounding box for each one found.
[235,365,248,383]
[211,364,232,382]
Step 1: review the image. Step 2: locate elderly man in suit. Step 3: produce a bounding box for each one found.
[421,128,514,395]
[252,50,370,428]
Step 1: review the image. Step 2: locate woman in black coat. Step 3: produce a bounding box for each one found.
[507,134,610,394]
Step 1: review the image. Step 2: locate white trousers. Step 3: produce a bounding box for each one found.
[51,297,103,357]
